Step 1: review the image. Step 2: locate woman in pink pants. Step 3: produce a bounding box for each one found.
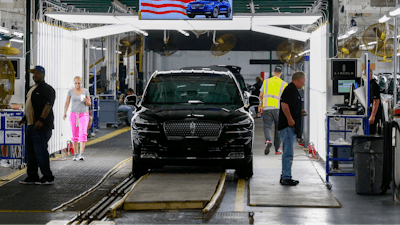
[63,76,91,161]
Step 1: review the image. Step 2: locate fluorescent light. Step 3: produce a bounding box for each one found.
[298,49,310,56]
[116,51,122,54]
[95,47,106,50]
[390,7,400,16]
[338,33,349,40]
[13,31,23,37]
[347,26,358,35]
[379,13,391,23]
[368,41,378,45]
[90,46,96,49]
[0,26,9,34]
[134,28,148,36]
[252,25,311,42]
[10,38,23,43]
[177,30,189,37]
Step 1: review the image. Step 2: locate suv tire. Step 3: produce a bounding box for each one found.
[236,158,253,179]
[132,160,148,178]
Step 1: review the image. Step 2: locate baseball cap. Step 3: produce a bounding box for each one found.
[274,66,282,73]
[29,65,45,74]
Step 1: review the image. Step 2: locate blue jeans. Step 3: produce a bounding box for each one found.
[26,125,53,179]
[118,105,135,121]
[279,126,296,180]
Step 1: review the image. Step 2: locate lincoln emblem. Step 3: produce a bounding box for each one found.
[190,122,196,136]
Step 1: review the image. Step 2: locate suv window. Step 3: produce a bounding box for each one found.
[142,73,243,107]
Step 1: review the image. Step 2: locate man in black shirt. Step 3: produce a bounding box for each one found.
[278,71,305,186]
[18,66,56,185]
[368,71,383,135]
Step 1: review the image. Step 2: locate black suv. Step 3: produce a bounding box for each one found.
[130,67,260,178]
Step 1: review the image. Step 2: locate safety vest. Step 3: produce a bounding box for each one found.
[262,76,288,110]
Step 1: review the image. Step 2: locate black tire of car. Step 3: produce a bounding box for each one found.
[132,160,148,178]
[125,118,130,126]
[236,158,253,179]
[211,7,219,18]
[225,7,231,18]
[188,14,195,18]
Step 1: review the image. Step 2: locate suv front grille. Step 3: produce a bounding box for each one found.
[164,121,222,140]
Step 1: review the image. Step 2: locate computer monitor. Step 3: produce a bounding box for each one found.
[333,78,360,95]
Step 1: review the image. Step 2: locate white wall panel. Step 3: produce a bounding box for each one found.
[310,24,328,161]
[33,21,84,155]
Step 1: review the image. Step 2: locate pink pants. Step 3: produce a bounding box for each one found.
[69,111,89,143]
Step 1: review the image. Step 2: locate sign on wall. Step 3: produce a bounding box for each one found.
[139,0,233,20]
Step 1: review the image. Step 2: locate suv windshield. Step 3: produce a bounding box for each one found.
[142,73,243,107]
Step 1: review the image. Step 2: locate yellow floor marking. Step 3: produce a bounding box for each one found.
[0,127,131,187]
[234,179,246,212]
[0,210,53,213]
[86,126,130,146]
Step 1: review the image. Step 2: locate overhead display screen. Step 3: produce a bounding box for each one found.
[139,0,233,20]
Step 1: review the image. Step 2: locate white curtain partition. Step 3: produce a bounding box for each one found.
[34,21,84,155]
[309,24,328,161]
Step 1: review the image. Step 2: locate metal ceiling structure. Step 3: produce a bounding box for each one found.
[58,0,319,14]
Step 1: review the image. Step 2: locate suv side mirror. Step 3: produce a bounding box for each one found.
[125,94,137,107]
[248,95,260,107]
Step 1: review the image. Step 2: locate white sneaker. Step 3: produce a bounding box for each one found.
[79,153,84,161]
[1,159,11,168]
[73,154,79,161]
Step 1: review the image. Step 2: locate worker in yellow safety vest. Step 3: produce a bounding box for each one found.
[258,66,288,155]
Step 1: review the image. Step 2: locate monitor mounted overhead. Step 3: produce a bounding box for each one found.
[139,0,233,20]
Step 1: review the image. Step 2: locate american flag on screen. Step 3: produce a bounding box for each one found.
[140,0,193,18]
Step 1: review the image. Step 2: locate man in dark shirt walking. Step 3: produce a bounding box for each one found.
[278,71,305,186]
[19,65,56,185]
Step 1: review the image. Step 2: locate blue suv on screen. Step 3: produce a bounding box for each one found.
[186,0,231,18]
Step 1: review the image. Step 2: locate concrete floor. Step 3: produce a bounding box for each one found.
[1,119,400,224]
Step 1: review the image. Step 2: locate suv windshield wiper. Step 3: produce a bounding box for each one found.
[188,100,203,104]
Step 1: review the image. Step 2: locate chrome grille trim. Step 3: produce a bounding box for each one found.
[163,120,222,140]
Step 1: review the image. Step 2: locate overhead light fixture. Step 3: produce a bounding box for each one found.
[177,30,189,36]
[368,41,378,45]
[0,26,9,34]
[338,33,349,40]
[390,6,400,16]
[298,49,310,56]
[347,26,358,35]
[12,31,23,37]
[95,47,106,50]
[90,46,96,49]
[134,29,148,36]
[116,51,122,54]
[10,38,23,43]
[379,13,391,23]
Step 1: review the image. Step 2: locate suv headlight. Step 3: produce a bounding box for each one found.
[227,117,252,126]
[132,115,158,130]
